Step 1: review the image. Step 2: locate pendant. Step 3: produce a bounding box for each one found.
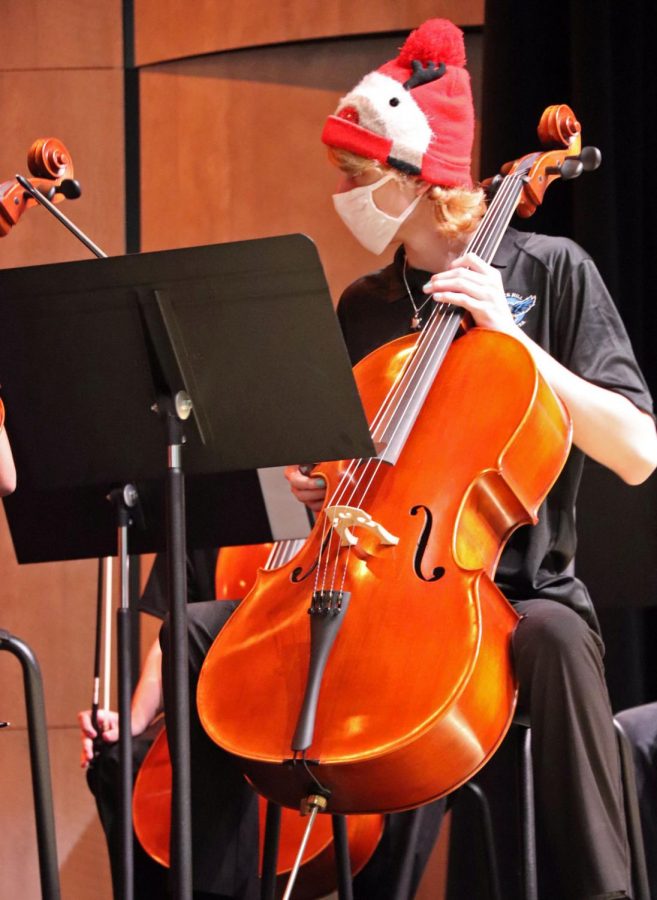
[411,314,421,330]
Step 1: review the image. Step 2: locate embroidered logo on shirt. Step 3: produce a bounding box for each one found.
[505,292,536,328]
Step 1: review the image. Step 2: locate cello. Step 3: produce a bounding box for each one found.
[0,137,80,236]
[196,105,598,816]
[133,540,383,899]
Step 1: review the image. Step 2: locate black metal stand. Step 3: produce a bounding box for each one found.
[331,814,354,900]
[0,235,374,900]
[0,630,61,900]
[108,486,141,900]
[162,406,193,899]
[260,802,282,900]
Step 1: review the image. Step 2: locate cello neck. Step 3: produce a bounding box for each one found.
[464,169,527,264]
[374,170,527,467]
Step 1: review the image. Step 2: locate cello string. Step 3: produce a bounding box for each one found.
[321,307,459,594]
[357,172,525,458]
[316,172,526,592]
[265,542,280,570]
[322,173,527,591]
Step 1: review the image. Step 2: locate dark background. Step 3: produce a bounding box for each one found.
[480,0,657,712]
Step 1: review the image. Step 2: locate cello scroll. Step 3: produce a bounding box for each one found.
[488,103,601,217]
[0,137,81,237]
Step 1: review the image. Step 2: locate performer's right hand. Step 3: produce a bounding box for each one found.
[284,464,326,512]
[78,708,119,768]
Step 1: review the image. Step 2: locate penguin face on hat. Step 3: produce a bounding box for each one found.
[322,19,474,188]
[335,72,433,175]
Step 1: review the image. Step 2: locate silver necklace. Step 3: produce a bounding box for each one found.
[402,257,432,330]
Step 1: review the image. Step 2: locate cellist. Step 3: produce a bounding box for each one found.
[285,17,657,900]
[81,16,657,900]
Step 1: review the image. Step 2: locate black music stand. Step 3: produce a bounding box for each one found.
[0,235,375,899]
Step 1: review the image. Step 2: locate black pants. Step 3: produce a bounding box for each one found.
[154,597,631,899]
[615,702,657,899]
[160,602,259,899]
[511,599,630,900]
[354,599,630,900]
[87,732,169,899]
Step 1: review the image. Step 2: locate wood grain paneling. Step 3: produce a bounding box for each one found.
[0,728,112,900]
[0,7,126,896]
[135,0,483,65]
[0,0,123,70]
[140,32,482,305]
[0,70,125,268]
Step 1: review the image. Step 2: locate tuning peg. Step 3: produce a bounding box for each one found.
[559,158,584,180]
[578,146,602,171]
[57,178,82,199]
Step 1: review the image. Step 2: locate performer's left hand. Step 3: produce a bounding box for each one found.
[78,708,119,768]
[284,464,326,512]
[423,252,517,334]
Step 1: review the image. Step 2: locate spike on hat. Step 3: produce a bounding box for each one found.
[321,19,474,187]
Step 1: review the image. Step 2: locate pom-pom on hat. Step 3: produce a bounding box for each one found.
[322,19,474,187]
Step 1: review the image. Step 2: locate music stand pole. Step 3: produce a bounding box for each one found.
[15,178,149,897]
[108,486,141,900]
[159,396,193,899]
[0,233,377,900]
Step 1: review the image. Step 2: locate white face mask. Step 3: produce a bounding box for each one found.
[332,173,424,255]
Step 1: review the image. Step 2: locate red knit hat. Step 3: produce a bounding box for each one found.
[322,19,474,187]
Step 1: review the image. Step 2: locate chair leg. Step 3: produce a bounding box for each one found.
[517,726,538,900]
[462,782,503,900]
[614,719,651,900]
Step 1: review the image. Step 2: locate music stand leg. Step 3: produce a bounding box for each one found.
[165,413,193,900]
[261,801,282,900]
[332,814,353,900]
[108,487,139,900]
[0,630,61,900]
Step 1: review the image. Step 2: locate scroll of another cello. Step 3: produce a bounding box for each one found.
[196,106,594,815]
[0,138,79,237]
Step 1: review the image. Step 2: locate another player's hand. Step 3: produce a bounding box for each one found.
[284,465,326,512]
[423,252,516,334]
[78,708,119,768]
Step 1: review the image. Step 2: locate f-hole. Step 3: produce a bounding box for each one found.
[290,532,333,583]
[410,504,445,583]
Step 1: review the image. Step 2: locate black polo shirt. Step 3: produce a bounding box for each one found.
[337,228,654,631]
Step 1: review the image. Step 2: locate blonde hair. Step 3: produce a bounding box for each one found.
[328,147,486,239]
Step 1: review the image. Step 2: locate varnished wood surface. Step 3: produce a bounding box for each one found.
[1,0,123,70]
[0,70,125,268]
[139,32,482,305]
[197,330,569,813]
[134,0,484,66]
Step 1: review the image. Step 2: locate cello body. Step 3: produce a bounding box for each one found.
[197,326,571,814]
[133,725,383,899]
[133,541,383,896]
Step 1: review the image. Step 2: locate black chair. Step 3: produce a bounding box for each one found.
[453,716,650,900]
[0,630,60,899]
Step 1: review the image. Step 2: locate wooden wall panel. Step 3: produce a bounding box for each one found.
[1,729,112,900]
[1,0,123,70]
[140,32,482,305]
[135,0,483,65]
[0,70,125,268]
[0,5,125,896]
